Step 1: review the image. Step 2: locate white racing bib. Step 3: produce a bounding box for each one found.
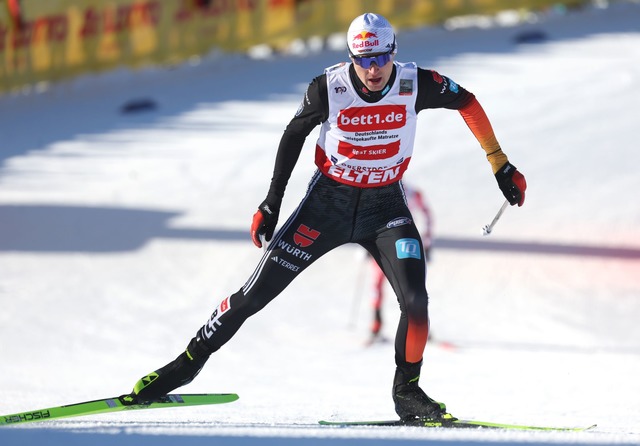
[315,61,418,187]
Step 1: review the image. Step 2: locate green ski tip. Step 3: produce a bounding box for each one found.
[1,393,239,425]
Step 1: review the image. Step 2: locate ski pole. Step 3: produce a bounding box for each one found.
[482,200,509,236]
[258,234,269,253]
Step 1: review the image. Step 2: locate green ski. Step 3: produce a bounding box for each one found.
[1,393,238,426]
[319,418,596,431]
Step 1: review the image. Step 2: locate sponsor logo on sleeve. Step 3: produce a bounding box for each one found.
[447,77,459,93]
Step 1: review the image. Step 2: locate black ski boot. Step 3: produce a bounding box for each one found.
[131,337,210,402]
[392,361,454,421]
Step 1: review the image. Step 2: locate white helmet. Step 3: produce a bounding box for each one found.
[347,13,397,57]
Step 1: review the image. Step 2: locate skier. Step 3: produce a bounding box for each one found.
[129,12,527,422]
[368,183,433,343]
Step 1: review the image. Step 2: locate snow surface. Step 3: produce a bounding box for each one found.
[1,2,640,445]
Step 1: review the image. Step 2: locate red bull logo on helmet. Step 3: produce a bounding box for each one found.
[353,31,378,40]
[351,30,379,50]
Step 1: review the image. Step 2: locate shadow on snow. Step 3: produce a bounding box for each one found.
[1,204,638,259]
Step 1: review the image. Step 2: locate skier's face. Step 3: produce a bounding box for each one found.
[352,54,394,92]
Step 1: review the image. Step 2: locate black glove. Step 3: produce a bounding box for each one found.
[495,162,527,206]
[250,199,280,248]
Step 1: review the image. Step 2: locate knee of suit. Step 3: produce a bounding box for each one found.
[401,290,429,323]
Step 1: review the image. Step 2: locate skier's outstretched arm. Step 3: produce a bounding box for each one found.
[251,75,329,247]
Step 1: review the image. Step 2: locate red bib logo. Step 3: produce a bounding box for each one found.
[337,140,400,160]
[338,105,406,132]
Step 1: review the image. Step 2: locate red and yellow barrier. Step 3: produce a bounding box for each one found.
[1,0,584,94]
